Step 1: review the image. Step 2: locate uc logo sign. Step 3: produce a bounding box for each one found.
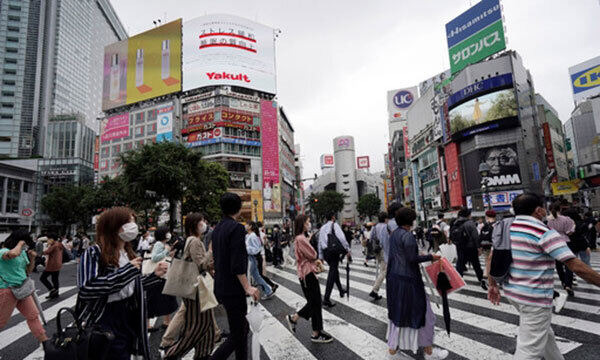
[393,90,414,109]
[337,138,351,148]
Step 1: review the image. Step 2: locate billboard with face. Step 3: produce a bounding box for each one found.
[463,144,522,191]
[183,14,276,94]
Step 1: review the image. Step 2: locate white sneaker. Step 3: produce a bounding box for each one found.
[424,348,449,360]
[553,291,568,313]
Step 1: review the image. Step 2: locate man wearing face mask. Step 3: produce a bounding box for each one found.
[487,193,600,359]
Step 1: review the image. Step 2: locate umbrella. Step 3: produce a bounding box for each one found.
[345,255,352,301]
[436,271,453,335]
[32,290,46,325]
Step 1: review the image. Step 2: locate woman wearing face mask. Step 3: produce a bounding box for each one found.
[160,213,216,360]
[76,207,168,360]
[246,222,274,300]
[147,227,178,331]
[286,215,332,343]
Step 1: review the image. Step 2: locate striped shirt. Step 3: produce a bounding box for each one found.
[504,215,575,308]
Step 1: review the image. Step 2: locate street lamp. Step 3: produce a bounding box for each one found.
[253,199,258,222]
[478,162,492,211]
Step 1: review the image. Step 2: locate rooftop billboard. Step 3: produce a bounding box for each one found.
[569,55,600,102]
[183,14,276,94]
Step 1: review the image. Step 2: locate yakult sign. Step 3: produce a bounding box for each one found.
[183,14,276,94]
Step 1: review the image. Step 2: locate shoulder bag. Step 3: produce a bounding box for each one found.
[197,272,218,312]
[0,273,35,300]
[162,238,200,299]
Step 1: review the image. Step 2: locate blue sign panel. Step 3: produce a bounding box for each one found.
[445,0,503,48]
[532,162,541,182]
[570,63,600,95]
[448,73,513,108]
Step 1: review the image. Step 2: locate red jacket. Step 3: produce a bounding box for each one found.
[44,242,63,271]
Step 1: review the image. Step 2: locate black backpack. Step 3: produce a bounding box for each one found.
[324,223,346,259]
[479,222,494,249]
[449,221,468,247]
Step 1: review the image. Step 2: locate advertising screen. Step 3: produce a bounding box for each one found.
[463,144,522,192]
[183,14,276,94]
[445,142,465,207]
[260,99,281,213]
[446,0,506,74]
[449,88,517,134]
[569,55,600,102]
[102,19,182,110]
[156,102,174,142]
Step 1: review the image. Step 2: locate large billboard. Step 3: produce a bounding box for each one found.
[463,144,522,192]
[183,14,276,94]
[260,99,281,213]
[449,88,517,134]
[445,142,465,207]
[446,0,506,74]
[387,87,418,119]
[357,156,370,169]
[102,19,182,110]
[569,55,600,102]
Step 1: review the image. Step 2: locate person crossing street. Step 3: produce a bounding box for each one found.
[369,212,389,301]
[318,213,350,308]
[452,208,487,290]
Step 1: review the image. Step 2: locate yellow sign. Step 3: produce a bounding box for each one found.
[251,190,264,223]
[551,179,582,196]
[126,19,182,104]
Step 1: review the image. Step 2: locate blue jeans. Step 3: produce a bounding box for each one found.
[249,255,272,296]
[578,250,591,266]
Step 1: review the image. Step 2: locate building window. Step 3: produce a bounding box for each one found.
[4,69,16,75]
[4,58,17,64]
[7,15,20,21]
[0,114,12,119]
[8,5,21,10]
[6,178,20,214]
[7,27,19,32]
[6,37,18,43]
[1,103,14,108]
[135,126,144,137]
[146,123,156,135]
[2,80,15,85]
[2,91,15,97]
[23,182,31,193]
[5,48,18,54]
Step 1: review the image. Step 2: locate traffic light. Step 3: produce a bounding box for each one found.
[314,198,318,203]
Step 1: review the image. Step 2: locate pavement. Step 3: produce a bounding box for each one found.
[2,246,600,360]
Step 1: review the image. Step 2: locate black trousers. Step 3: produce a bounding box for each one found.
[455,247,483,281]
[272,246,283,266]
[40,270,59,292]
[556,260,573,288]
[298,272,323,331]
[324,255,343,301]
[211,295,248,360]
[256,255,276,288]
[97,297,138,360]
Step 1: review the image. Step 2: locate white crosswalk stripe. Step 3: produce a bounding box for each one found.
[4,252,600,360]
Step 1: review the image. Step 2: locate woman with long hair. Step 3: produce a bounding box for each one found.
[386,208,447,359]
[76,207,167,360]
[0,230,47,344]
[246,221,274,300]
[147,227,178,331]
[286,214,332,343]
[160,213,216,360]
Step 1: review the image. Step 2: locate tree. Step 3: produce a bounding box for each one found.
[485,91,518,121]
[307,190,345,222]
[41,184,96,233]
[119,142,229,230]
[357,193,382,221]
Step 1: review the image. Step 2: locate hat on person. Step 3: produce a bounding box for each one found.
[485,210,497,218]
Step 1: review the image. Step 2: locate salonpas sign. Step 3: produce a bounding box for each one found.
[446,0,506,74]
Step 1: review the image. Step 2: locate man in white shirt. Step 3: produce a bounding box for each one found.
[318,213,350,307]
[137,233,151,255]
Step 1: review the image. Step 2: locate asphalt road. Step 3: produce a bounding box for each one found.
[2,244,600,359]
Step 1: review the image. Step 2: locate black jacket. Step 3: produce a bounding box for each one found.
[212,217,248,299]
[454,217,480,249]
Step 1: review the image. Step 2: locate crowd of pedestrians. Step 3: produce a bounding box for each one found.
[1,190,600,359]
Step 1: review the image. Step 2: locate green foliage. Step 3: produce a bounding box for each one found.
[41,184,96,233]
[182,160,229,223]
[307,190,345,222]
[485,91,517,121]
[357,193,382,220]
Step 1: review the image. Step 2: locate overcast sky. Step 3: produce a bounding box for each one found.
[110,0,599,179]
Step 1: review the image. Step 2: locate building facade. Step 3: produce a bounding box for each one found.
[0,0,126,158]
[536,94,569,182]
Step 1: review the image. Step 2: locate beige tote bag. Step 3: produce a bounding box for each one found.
[162,239,199,299]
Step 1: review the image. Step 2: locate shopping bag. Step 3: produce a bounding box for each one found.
[438,243,457,263]
[425,257,465,295]
[162,241,199,299]
[246,303,263,360]
[141,255,157,275]
[197,273,218,312]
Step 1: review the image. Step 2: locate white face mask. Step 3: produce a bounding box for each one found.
[306,222,312,232]
[119,222,139,242]
[166,233,172,240]
[199,222,207,235]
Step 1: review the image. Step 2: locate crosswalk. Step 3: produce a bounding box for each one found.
[2,252,600,360]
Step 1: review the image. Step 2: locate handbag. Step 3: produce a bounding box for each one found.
[162,238,200,299]
[0,274,35,300]
[44,308,90,360]
[197,272,218,312]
